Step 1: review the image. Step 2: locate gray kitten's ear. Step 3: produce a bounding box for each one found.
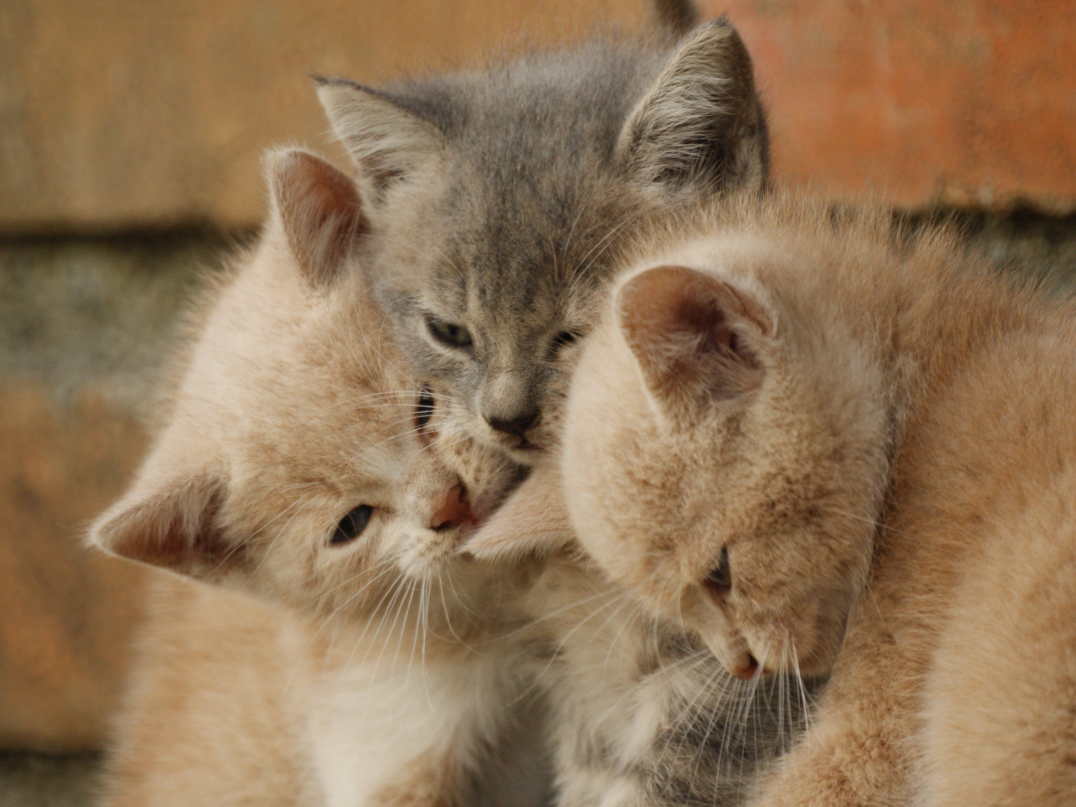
[88,469,245,581]
[616,19,767,193]
[267,148,367,287]
[315,78,446,204]
[462,462,574,563]
[651,0,700,40]
[617,265,773,423]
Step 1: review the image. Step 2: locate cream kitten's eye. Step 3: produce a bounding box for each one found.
[416,387,435,433]
[426,316,473,349]
[705,547,732,598]
[331,505,373,545]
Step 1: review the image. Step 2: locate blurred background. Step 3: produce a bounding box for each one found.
[1,0,1074,802]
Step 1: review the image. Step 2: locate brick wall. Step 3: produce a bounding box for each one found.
[708,0,1076,210]
[1,0,1074,754]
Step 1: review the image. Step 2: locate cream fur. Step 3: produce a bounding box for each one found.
[558,194,1076,806]
[466,463,812,807]
[90,149,547,807]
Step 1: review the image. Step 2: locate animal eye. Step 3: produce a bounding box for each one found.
[416,387,435,432]
[331,505,373,545]
[551,331,580,352]
[426,316,473,349]
[705,547,732,597]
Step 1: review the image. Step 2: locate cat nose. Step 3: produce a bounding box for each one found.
[485,407,540,438]
[730,654,761,680]
[429,484,473,532]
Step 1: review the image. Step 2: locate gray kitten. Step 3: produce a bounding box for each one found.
[315,5,768,463]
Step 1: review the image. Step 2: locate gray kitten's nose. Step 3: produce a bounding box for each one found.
[485,408,540,438]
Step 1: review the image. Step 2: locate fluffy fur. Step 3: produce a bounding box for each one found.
[314,12,768,464]
[550,193,1076,806]
[89,149,547,807]
[468,464,815,806]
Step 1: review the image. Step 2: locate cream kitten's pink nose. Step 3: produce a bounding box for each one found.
[430,484,474,532]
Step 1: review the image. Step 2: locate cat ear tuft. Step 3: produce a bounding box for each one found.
[617,19,768,194]
[316,77,447,205]
[617,265,772,422]
[268,148,367,287]
[462,462,574,563]
[88,470,244,580]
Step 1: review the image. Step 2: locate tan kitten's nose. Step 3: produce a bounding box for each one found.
[429,484,474,532]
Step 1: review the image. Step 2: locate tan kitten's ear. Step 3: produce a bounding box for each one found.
[462,462,574,563]
[315,77,447,206]
[617,264,773,423]
[268,148,367,287]
[616,19,767,194]
[88,469,245,580]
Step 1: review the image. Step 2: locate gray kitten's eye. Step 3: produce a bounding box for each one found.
[331,505,373,545]
[426,316,473,349]
[705,547,732,597]
[416,386,435,433]
[551,331,581,352]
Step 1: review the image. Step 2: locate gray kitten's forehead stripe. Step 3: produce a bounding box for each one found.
[321,20,768,457]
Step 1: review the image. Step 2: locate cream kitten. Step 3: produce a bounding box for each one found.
[89,148,547,807]
[530,194,1076,806]
[468,466,815,807]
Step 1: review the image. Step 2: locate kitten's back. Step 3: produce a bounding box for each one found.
[100,578,319,806]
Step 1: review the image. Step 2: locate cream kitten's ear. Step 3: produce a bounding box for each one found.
[315,78,446,205]
[616,19,767,193]
[617,264,773,423]
[268,148,367,287]
[462,462,574,562]
[89,470,244,580]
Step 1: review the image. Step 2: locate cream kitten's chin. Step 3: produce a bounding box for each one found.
[561,251,888,682]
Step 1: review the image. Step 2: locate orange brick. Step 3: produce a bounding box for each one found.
[707,0,1076,210]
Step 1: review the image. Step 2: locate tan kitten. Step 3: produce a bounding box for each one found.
[468,466,813,807]
[490,195,1076,806]
[89,148,547,807]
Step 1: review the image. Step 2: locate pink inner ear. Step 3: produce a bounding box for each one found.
[92,473,242,579]
[273,150,367,286]
[617,265,768,410]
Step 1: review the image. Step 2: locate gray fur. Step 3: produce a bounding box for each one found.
[317,19,768,462]
[651,0,702,40]
[534,562,819,807]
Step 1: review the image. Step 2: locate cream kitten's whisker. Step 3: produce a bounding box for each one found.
[520,593,632,704]
[589,648,712,739]
[394,580,422,708]
[600,600,646,682]
[248,494,319,580]
[347,573,411,671]
[789,641,814,751]
[653,662,727,777]
[488,588,623,644]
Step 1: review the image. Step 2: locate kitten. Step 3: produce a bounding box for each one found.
[314,6,768,464]
[89,147,547,807]
[467,465,815,807]
[538,194,1076,806]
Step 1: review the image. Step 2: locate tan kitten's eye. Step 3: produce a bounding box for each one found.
[705,547,732,598]
[416,386,435,433]
[331,505,374,545]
